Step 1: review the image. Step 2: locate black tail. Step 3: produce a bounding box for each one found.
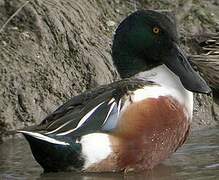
[21,131,84,172]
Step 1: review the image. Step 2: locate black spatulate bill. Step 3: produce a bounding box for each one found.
[164,43,211,94]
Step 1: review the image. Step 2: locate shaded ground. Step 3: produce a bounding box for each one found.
[0,0,218,140]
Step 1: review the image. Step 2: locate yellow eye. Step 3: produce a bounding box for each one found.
[153,27,160,34]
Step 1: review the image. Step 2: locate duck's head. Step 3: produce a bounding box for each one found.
[112,10,211,94]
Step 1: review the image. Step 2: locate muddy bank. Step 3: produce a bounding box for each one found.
[0,0,218,140]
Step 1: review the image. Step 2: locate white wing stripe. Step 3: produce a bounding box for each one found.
[56,101,105,136]
[45,120,73,135]
[19,130,69,145]
[108,98,115,105]
[102,102,116,126]
[117,99,122,117]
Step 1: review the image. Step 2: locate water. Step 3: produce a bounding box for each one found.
[0,127,218,180]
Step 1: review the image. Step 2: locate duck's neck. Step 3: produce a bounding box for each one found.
[135,64,194,120]
[135,65,186,91]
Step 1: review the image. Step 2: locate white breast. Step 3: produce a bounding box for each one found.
[134,64,193,119]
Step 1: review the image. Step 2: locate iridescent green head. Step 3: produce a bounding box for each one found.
[112,10,211,94]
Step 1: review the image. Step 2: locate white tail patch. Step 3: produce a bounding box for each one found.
[19,130,69,145]
[80,133,112,169]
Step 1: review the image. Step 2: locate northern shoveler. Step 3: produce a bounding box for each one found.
[18,10,211,172]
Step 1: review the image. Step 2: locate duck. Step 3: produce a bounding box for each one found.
[18,10,211,173]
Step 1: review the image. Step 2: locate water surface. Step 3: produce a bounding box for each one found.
[0,127,218,180]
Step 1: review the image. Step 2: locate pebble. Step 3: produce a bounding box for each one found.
[106,20,116,27]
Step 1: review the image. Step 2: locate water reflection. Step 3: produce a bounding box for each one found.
[0,127,218,180]
[37,164,180,180]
